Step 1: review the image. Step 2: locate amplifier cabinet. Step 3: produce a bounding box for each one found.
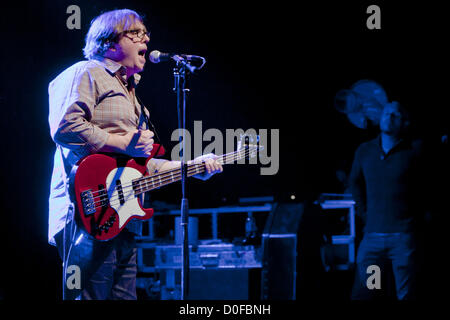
[137,242,262,271]
[136,242,262,300]
[261,233,297,300]
[158,268,261,300]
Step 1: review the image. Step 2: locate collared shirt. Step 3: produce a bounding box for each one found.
[48,57,167,245]
[349,135,429,234]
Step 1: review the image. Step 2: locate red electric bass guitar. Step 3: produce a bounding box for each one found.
[69,141,261,241]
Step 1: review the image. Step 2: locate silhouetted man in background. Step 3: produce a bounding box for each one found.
[349,101,430,300]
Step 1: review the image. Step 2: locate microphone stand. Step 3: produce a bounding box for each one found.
[172,57,193,300]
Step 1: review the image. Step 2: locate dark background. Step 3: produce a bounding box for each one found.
[0,0,448,301]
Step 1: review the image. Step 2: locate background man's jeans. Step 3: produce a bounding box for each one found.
[351,232,420,300]
[55,222,137,300]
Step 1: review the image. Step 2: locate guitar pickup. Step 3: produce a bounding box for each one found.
[116,180,125,205]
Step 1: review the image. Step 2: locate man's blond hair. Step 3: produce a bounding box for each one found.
[83,9,145,60]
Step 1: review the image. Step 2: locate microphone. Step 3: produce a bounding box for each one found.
[149,50,206,71]
[149,50,172,63]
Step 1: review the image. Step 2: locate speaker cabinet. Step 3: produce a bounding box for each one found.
[261,203,303,300]
[261,234,297,300]
[188,268,260,300]
[159,268,261,300]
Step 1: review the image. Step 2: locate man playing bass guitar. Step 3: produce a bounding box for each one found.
[48,9,222,300]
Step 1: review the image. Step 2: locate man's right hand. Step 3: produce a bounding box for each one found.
[123,129,154,157]
[99,129,154,158]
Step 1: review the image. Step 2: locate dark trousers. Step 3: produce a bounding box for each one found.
[55,222,137,300]
[351,232,420,300]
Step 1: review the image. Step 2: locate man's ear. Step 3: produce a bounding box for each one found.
[104,40,115,51]
[102,41,117,59]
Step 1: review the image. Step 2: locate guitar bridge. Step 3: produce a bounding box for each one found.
[80,190,96,216]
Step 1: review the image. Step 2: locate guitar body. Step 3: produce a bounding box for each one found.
[69,144,165,241]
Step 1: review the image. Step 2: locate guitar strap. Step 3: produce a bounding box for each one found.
[136,94,164,157]
[116,72,165,158]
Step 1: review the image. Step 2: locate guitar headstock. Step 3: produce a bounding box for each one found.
[237,134,264,161]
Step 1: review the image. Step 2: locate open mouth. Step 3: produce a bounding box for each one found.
[138,49,147,57]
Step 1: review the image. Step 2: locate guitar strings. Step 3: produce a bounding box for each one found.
[87,148,256,210]
[87,147,255,199]
[89,148,253,208]
[89,149,253,209]
[86,148,250,199]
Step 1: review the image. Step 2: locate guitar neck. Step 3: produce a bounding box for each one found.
[132,147,254,196]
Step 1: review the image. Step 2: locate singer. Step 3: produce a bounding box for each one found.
[48,8,222,300]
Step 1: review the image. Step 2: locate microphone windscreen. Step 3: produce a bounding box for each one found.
[149,50,161,63]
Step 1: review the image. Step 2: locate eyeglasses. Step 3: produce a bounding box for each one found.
[120,29,151,42]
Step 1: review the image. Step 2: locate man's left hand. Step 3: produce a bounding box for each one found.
[191,153,223,181]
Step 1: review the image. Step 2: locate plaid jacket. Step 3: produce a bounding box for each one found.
[48,57,167,245]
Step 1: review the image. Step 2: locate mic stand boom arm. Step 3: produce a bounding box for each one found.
[172,54,197,74]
